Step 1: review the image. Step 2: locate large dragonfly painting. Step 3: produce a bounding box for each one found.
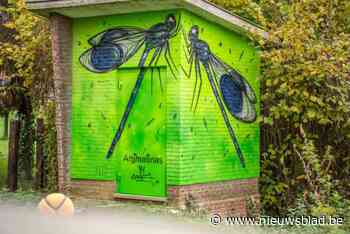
[79,14,180,159]
[183,26,257,168]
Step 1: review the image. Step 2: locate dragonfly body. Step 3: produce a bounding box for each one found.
[145,19,175,49]
[189,38,211,63]
[185,26,257,168]
[80,15,179,159]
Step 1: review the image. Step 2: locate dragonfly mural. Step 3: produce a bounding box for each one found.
[183,25,257,168]
[79,14,180,159]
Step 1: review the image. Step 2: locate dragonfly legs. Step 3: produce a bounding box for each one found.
[191,59,203,112]
[150,46,164,94]
[208,59,221,92]
[204,64,246,168]
[181,30,194,80]
[181,47,193,80]
[105,47,162,159]
[150,67,163,95]
[154,46,164,93]
[164,41,178,80]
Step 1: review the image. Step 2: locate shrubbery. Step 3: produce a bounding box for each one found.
[212,0,350,232]
[0,0,56,191]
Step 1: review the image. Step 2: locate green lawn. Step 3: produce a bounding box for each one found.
[0,117,8,188]
[0,140,8,188]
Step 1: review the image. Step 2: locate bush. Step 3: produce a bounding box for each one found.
[212,1,350,232]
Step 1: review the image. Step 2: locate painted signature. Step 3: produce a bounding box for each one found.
[131,165,159,185]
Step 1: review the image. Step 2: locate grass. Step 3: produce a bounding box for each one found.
[0,116,8,188]
[0,139,8,188]
[0,190,40,206]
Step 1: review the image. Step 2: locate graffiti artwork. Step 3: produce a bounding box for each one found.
[79,14,180,159]
[183,26,257,168]
[131,165,159,185]
[123,153,163,165]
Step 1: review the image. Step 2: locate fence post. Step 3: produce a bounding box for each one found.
[7,120,20,192]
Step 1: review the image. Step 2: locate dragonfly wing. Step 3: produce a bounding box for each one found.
[80,27,145,73]
[209,54,257,123]
[228,69,257,103]
[220,72,257,122]
[95,27,146,63]
[80,43,125,73]
[88,26,145,45]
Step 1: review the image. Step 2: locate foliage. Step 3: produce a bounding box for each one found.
[17,111,34,189]
[209,0,266,26]
[0,0,57,191]
[42,101,58,192]
[0,81,28,114]
[0,0,53,111]
[212,0,350,231]
[259,0,350,216]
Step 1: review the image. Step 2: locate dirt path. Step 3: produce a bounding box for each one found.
[0,192,268,234]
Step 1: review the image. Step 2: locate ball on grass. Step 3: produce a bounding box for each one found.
[38,193,74,217]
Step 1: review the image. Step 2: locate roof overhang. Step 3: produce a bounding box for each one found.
[26,0,268,38]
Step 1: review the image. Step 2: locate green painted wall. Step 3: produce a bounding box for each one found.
[71,10,260,192]
[71,11,181,197]
[178,11,260,184]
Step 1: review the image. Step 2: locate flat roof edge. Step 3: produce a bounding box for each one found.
[26,0,268,38]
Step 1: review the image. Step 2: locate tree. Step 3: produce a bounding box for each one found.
[0,0,53,106]
[0,0,54,187]
[259,0,350,217]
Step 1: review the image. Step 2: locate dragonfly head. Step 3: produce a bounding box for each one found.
[189,25,199,42]
[165,14,177,30]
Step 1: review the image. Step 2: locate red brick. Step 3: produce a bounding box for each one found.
[167,178,259,216]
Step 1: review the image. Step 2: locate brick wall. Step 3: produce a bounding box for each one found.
[50,14,72,193]
[69,178,259,215]
[70,180,116,200]
[168,178,260,216]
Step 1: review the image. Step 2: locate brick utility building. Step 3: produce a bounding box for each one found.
[26,0,267,215]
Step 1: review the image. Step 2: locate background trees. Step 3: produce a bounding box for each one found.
[0,0,56,190]
[259,0,350,217]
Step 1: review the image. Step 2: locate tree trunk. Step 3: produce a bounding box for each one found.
[7,120,20,192]
[0,0,8,7]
